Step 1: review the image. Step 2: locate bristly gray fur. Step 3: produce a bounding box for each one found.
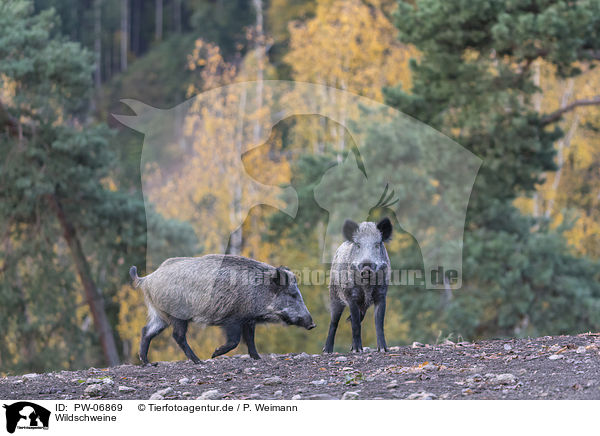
[130,254,315,363]
[330,222,391,311]
[324,218,392,353]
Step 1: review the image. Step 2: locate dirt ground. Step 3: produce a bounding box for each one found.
[2,333,600,400]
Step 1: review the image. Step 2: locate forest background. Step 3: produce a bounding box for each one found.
[2,0,600,373]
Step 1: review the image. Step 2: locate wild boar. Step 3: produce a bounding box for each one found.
[130,255,315,364]
[323,218,392,353]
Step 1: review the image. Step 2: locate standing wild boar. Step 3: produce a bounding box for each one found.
[323,218,392,353]
[130,255,315,364]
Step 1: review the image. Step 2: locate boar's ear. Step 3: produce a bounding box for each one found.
[376,217,392,242]
[342,219,359,242]
[271,267,289,288]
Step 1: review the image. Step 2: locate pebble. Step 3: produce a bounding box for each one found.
[179,377,190,385]
[118,386,135,392]
[274,390,283,397]
[341,391,359,400]
[576,346,587,354]
[198,389,222,400]
[264,376,283,386]
[406,391,436,400]
[548,354,564,360]
[335,356,348,362]
[293,353,310,359]
[412,341,426,348]
[291,395,302,400]
[503,344,512,351]
[149,393,164,400]
[491,374,516,385]
[467,374,483,384]
[182,392,192,397]
[152,387,173,399]
[239,354,250,359]
[310,379,327,386]
[22,373,40,379]
[307,394,337,400]
[85,378,103,384]
[84,384,107,397]
[386,380,399,389]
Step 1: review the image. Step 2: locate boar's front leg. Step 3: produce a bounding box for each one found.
[323,300,345,353]
[373,288,388,352]
[171,317,201,364]
[212,323,242,358]
[242,321,261,360]
[348,299,363,352]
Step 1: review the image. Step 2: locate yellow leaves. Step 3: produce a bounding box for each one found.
[515,60,600,259]
[285,0,417,102]
[0,73,17,104]
[100,177,118,192]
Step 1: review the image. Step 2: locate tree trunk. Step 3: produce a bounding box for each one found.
[545,78,578,219]
[252,0,264,143]
[48,195,120,367]
[229,86,248,256]
[120,0,129,72]
[173,0,182,33]
[94,0,102,91]
[155,0,163,42]
[131,0,141,55]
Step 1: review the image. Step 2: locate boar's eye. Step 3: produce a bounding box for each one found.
[355,242,361,249]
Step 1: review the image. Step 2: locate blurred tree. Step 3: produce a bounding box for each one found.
[383,0,600,340]
[515,60,600,260]
[0,0,195,371]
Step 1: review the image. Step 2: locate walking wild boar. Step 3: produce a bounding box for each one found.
[323,218,392,353]
[130,255,315,364]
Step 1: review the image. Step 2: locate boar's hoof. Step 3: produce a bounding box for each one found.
[351,347,364,353]
[377,347,389,352]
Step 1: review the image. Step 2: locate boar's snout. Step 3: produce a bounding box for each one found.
[358,261,375,271]
[291,311,315,330]
[303,316,316,330]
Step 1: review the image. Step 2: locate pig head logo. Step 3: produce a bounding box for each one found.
[113,81,480,288]
[3,402,50,433]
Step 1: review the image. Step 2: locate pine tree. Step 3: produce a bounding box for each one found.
[382,0,600,339]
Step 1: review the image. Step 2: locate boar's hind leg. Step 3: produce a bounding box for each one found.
[323,301,345,353]
[171,317,201,364]
[139,316,168,365]
[242,321,261,360]
[212,323,242,358]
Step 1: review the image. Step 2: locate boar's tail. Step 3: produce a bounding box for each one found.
[129,266,144,288]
